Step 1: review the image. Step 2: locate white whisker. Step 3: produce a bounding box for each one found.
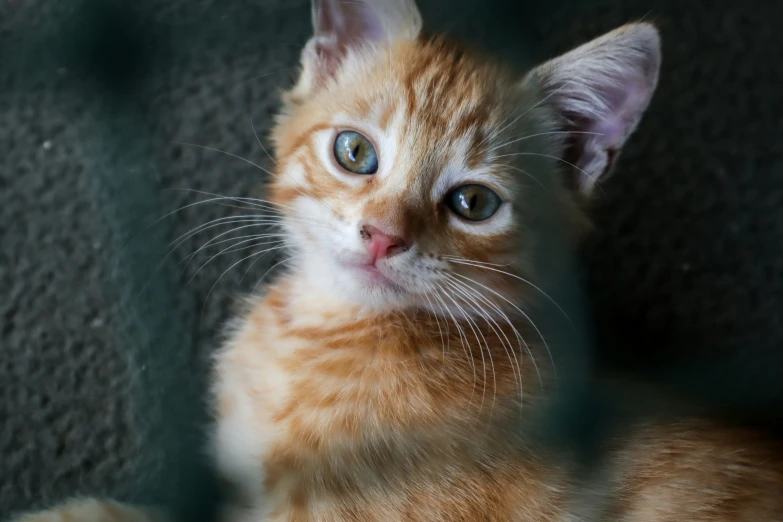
[451,272,557,390]
[169,188,302,215]
[445,258,572,326]
[253,255,296,292]
[421,289,446,361]
[172,216,277,244]
[176,143,343,219]
[183,232,288,264]
[202,245,290,317]
[182,227,286,267]
[500,164,549,193]
[123,195,276,253]
[135,217,281,302]
[442,278,507,419]
[243,66,296,84]
[492,151,606,195]
[482,78,578,150]
[486,130,602,155]
[188,238,286,284]
[444,274,531,406]
[432,284,476,406]
[438,282,492,416]
[454,274,540,397]
[251,117,277,166]
[441,255,513,268]
[176,142,277,178]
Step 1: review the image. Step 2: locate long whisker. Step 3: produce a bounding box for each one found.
[448,272,541,396]
[165,197,327,232]
[211,238,284,259]
[171,218,280,259]
[177,142,277,178]
[445,258,572,326]
[176,145,341,218]
[438,282,491,416]
[183,232,288,263]
[243,66,296,84]
[187,238,286,284]
[493,151,591,180]
[206,200,284,214]
[431,284,476,406]
[486,130,603,155]
[445,274,529,405]
[444,278,521,391]
[170,214,324,253]
[492,151,606,195]
[253,255,296,292]
[135,217,281,302]
[182,226,286,267]
[443,278,506,417]
[500,164,549,194]
[250,117,277,165]
[451,272,557,390]
[421,289,446,361]
[122,195,276,252]
[201,245,290,317]
[169,188,302,215]
[481,78,579,150]
[441,255,513,268]
[172,195,284,215]
[241,239,292,284]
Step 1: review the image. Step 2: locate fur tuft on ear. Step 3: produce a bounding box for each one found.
[292,0,423,99]
[523,23,661,196]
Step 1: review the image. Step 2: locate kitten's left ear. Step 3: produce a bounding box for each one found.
[523,23,661,196]
[292,0,423,99]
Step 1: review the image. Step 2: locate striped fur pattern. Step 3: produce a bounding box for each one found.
[12,0,783,521]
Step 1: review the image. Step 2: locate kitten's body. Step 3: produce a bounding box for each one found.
[215,275,565,521]
[14,1,783,521]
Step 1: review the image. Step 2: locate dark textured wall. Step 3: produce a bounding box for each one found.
[2,0,782,519]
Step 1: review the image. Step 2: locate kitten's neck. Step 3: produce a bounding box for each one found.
[271,267,552,378]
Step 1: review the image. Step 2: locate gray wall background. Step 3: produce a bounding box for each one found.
[2,0,783,519]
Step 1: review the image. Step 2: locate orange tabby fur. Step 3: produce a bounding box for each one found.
[13,1,783,521]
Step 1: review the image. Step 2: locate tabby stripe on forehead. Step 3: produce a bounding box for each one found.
[454,106,490,140]
[403,43,439,120]
[285,122,330,158]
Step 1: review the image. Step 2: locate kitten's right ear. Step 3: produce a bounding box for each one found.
[291,0,423,99]
[522,23,661,197]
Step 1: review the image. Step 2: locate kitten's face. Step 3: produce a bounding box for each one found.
[268,0,660,313]
[273,41,537,310]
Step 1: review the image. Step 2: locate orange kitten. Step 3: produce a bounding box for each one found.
[14,1,783,521]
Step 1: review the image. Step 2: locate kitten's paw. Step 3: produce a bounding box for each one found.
[12,499,161,522]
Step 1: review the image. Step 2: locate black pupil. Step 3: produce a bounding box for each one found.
[468,194,478,211]
[349,143,360,162]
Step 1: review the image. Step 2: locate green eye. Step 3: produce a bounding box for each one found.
[333,130,378,175]
[446,184,502,221]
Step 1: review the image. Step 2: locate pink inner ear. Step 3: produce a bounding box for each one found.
[526,23,660,194]
[316,0,386,47]
[309,0,388,84]
[587,76,649,149]
[557,72,656,193]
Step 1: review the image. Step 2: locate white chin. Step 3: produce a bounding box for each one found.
[352,264,398,287]
[337,264,412,310]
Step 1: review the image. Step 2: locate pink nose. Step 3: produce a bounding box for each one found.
[360,225,408,262]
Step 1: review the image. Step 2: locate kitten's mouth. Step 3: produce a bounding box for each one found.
[344,260,398,287]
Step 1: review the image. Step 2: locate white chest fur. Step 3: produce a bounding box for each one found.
[211,302,301,518]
